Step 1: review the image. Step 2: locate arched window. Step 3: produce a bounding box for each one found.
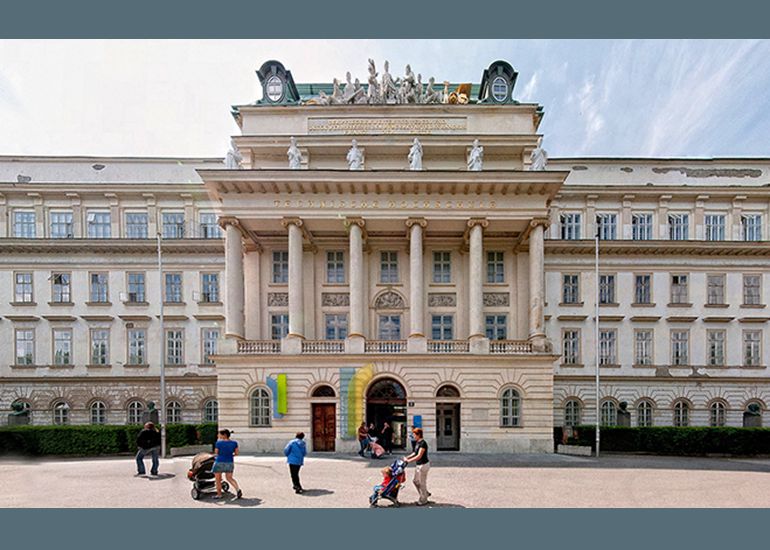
[250,388,271,427]
[127,400,144,424]
[564,399,581,427]
[637,400,654,427]
[601,400,617,426]
[673,400,689,427]
[167,401,182,424]
[203,399,218,423]
[500,388,521,427]
[311,385,336,398]
[436,385,460,398]
[709,401,726,427]
[90,401,107,425]
[53,401,70,425]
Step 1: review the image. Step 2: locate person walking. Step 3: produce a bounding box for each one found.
[357,422,369,457]
[212,429,242,499]
[284,432,307,494]
[408,425,417,453]
[135,422,161,477]
[381,421,394,454]
[404,428,430,506]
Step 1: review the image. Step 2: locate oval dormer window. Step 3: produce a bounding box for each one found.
[492,76,508,102]
[266,75,284,102]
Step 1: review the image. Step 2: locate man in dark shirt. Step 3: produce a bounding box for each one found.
[135,422,161,476]
[404,428,430,505]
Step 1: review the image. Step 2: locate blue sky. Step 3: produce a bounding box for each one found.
[1,39,769,159]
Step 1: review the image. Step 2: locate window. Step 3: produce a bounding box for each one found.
[562,274,580,304]
[203,399,219,423]
[596,213,617,240]
[14,272,34,303]
[599,274,616,304]
[742,214,762,241]
[492,76,508,101]
[53,401,70,425]
[671,330,689,366]
[127,272,146,302]
[562,329,581,365]
[431,315,454,340]
[668,213,689,240]
[15,329,35,365]
[324,314,348,340]
[673,400,689,427]
[167,401,182,424]
[13,211,36,238]
[671,274,689,304]
[52,329,72,365]
[485,315,507,340]
[743,275,762,305]
[378,315,402,340]
[270,314,289,340]
[486,251,505,283]
[127,401,144,424]
[127,329,146,364]
[125,212,149,239]
[707,330,726,366]
[634,274,651,304]
[164,273,183,303]
[272,251,289,284]
[705,214,725,241]
[743,330,762,366]
[52,272,71,303]
[632,213,653,240]
[89,272,109,303]
[637,400,654,427]
[707,274,725,305]
[560,213,582,240]
[165,329,184,365]
[634,329,653,365]
[601,400,617,426]
[200,273,219,303]
[500,388,521,427]
[202,328,219,364]
[50,210,73,239]
[599,329,617,365]
[326,251,345,284]
[380,251,399,283]
[564,399,581,427]
[710,402,726,427]
[90,329,110,365]
[162,212,185,239]
[90,401,107,425]
[313,385,337,397]
[432,251,451,283]
[199,212,221,239]
[250,388,271,426]
[87,211,111,238]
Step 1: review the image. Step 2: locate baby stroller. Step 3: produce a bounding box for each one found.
[369,458,408,507]
[366,438,386,459]
[187,452,229,500]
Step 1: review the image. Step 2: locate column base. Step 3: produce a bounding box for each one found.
[345,334,365,354]
[407,335,427,354]
[528,333,549,353]
[282,334,304,355]
[469,335,490,354]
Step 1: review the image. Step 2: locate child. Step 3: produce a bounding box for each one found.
[370,466,394,504]
[213,429,242,499]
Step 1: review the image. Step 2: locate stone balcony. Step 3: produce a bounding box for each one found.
[234,338,535,355]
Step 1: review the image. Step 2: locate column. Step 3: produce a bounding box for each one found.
[528,219,547,351]
[346,218,366,353]
[467,218,488,353]
[407,218,427,353]
[284,218,305,345]
[243,245,262,340]
[222,217,245,340]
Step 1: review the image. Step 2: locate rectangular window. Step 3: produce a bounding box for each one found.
[743,330,762,366]
[742,214,762,241]
[89,272,109,303]
[200,273,219,303]
[432,251,452,283]
[599,274,616,305]
[562,329,580,365]
[743,275,762,305]
[199,212,221,239]
[707,274,725,305]
[634,274,652,304]
[668,213,689,240]
[324,314,348,340]
[326,251,345,284]
[15,329,35,365]
[86,211,111,239]
[52,273,71,303]
[202,328,219,364]
[162,212,185,239]
[50,210,74,239]
[485,315,507,340]
[562,274,580,304]
[671,330,689,366]
[705,214,726,241]
[671,274,689,304]
[486,251,505,283]
[53,329,72,365]
[165,329,184,365]
[272,251,289,284]
[378,315,402,340]
[632,213,653,240]
[127,272,146,303]
[14,272,34,303]
[596,213,617,240]
[560,213,582,240]
[431,315,454,340]
[164,273,183,303]
[90,329,110,365]
[707,330,726,366]
[270,314,289,340]
[13,211,36,238]
[599,329,617,365]
[125,212,149,239]
[380,251,399,283]
[634,329,653,365]
[127,329,146,365]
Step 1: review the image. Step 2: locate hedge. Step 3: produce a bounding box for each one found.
[0,423,218,457]
[554,425,770,456]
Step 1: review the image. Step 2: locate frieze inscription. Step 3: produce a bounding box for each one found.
[273,198,497,210]
[308,117,467,135]
[483,292,510,307]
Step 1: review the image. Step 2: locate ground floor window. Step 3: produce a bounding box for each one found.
[127,400,144,424]
[250,388,271,426]
[673,400,689,427]
[167,400,182,424]
[637,400,654,427]
[90,401,107,424]
[564,399,581,427]
[601,400,617,426]
[709,401,726,427]
[53,401,70,425]
[500,388,521,427]
[203,399,218,422]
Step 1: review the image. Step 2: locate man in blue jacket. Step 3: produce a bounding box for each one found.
[283,432,307,494]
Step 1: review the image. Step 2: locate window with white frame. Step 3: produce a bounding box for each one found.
[250,388,271,426]
[432,251,452,283]
[500,388,521,427]
[50,210,74,239]
[564,399,581,427]
[53,401,70,425]
[668,213,689,240]
[431,315,454,340]
[125,212,149,239]
[127,272,146,303]
[87,211,111,239]
[707,274,726,305]
[167,401,182,424]
[632,213,653,240]
[380,251,399,283]
[562,274,580,304]
[90,329,110,365]
[560,213,582,240]
[15,329,35,365]
[164,273,182,303]
[203,399,219,423]
[270,314,289,340]
[162,212,185,239]
[52,273,71,303]
[14,272,34,303]
[705,214,726,241]
[743,330,762,366]
[671,330,689,365]
[201,328,219,364]
[743,274,762,305]
[673,400,689,427]
[90,401,107,425]
[486,251,505,283]
[599,274,616,304]
[637,400,654,427]
[742,214,762,241]
[13,211,36,238]
[634,329,653,365]
[707,330,726,366]
[127,401,144,424]
[596,213,617,240]
[671,274,689,304]
[601,400,617,426]
[326,251,345,284]
[562,329,580,365]
[127,328,146,364]
[710,401,726,427]
[485,315,507,340]
[201,273,219,302]
[324,314,348,340]
[272,251,289,283]
[599,329,617,365]
[378,315,402,340]
[165,329,184,365]
[199,212,221,239]
[634,274,652,304]
[89,272,109,303]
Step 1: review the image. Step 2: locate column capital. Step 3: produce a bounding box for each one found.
[529,217,550,229]
[463,218,488,249]
[218,216,242,230]
[281,216,304,229]
[405,217,428,229]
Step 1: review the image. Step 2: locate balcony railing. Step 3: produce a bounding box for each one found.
[301,340,345,354]
[237,340,281,354]
[365,340,408,354]
[427,340,470,353]
[490,340,533,354]
[234,339,534,355]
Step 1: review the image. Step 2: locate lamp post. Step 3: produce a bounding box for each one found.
[157,231,167,458]
[594,228,601,458]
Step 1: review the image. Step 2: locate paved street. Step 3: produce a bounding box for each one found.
[2,452,770,508]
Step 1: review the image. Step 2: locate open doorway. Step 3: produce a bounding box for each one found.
[366,377,407,449]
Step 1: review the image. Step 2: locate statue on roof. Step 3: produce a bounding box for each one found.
[331,78,344,104]
[467,139,483,171]
[381,60,399,103]
[408,138,423,171]
[423,77,441,104]
[399,64,417,103]
[347,139,364,170]
[287,137,302,169]
[529,139,548,171]
[352,78,367,104]
[415,74,424,103]
[367,59,381,104]
[224,139,242,169]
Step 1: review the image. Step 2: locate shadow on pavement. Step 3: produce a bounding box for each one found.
[146,473,175,480]
[221,497,263,507]
[394,501,465,509]
[298,488,334,497]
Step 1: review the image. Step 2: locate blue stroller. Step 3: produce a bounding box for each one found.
[369,458,408,507]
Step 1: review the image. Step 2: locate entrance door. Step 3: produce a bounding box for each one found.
[312,403,336,452]
[366,378,408,449]
[436,403,460,451]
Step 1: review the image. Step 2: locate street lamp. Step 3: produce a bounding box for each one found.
[157,231,167,458]
[594,227,601,458]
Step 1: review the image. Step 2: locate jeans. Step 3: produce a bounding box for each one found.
[289,464,302,490]
[413,463,430,504]
[136,446,160,475]
[358,438,368,455]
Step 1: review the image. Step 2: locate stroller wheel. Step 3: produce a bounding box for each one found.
[222,482,230,493]
[191,488,201,500]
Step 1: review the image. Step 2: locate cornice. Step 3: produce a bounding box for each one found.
[0,238,224,255]
[545,239,770,257]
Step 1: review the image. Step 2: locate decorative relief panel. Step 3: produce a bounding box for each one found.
[374,290,406,310]
[483,292,510,307]
[267,293,289,307]
[428,293,457,307]
[308,117,467,135]
[322,293,350,307]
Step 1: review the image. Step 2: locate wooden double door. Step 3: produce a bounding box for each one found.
[312,403,336,452]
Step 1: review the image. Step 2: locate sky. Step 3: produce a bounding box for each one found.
[1,39,769,159]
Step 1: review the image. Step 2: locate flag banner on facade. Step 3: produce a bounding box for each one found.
[266,376,285,419]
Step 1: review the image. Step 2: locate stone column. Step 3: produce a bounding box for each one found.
[407,218,427,353]
[346,218,366,353]
[467,218,489,353]
[283,218,305,352]
[243,245,262,340]
[528,219,548,351]
[221,217,245,340]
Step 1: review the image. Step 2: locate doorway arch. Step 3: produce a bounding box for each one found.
[366,377,408,450]
[436,384,461,451]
